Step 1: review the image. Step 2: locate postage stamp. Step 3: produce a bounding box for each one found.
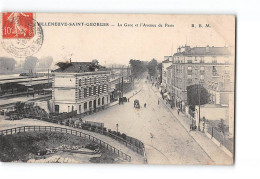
[1,12,44,58]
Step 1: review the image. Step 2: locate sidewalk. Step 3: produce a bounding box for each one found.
[152,86,233,165]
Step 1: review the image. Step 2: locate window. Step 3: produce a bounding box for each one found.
[102,97,105,105]
[103,84,106,93]
[85,78,87,85]
[89,101,92,108]
[89,87,92,96]
[212,66,218,76]
[213,66,217,71]
[200,57,205,63]
[93,86,97,95]
[78,79,82,86]
[89,78,92,84]
[84,102,87,109]
[187,78,192,85]
[84,88,88,98]
[55,105,59,113]
[98,85,102,94]
[98,98,100,105]
[187,66,192,75]
[212,57,217,64]
[200,66,205,74]
[79,89,82,99]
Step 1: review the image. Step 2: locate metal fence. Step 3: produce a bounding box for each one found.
[0,126,131,162]
[82,126,145,156]
[207,126,233,153]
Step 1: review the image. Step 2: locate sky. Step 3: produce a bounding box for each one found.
[0,14,235,67]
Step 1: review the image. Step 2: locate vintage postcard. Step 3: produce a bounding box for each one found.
[0,13,235,165]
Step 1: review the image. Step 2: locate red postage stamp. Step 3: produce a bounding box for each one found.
[2,12,34,39]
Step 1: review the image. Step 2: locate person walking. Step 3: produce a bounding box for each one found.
[144,103,146,108]
[158,99,160,105]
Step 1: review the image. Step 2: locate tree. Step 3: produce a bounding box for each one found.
[157,63,162,83]
[129,59,147,78]
[55,61,72,71]
[187,84,210,111]
[147,58,158,77]
[38,56,53,69]
[23,56,38,70]
[89,59,100,71]
[0,57,16,73]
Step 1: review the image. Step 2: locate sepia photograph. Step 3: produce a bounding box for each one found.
[0,13,235,165]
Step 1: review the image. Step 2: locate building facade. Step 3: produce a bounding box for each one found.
[51,62,111,114]
[167,45,234,111]
[161,56,172,92]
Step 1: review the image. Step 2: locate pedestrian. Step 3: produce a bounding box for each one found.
[158,100,160,105]
[178,108,180,115]
[144,103,146,108]
[127,98,129,102]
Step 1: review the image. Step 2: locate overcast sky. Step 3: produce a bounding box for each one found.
[0,14,235,66]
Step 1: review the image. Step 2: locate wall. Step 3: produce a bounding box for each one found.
[54,88,75,101]
[54,76,75,87]
[195,104,228,121]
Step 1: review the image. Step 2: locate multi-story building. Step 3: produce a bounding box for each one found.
[161,56,172,92]
[168,45,233,111]
[51,62,111,114]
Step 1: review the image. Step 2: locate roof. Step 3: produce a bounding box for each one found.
[166,65,173,70]
[162,59,170,63]
[18,80,50,86]
[0,76,50,85]
[53,62,108,73]
[173,46,230,56]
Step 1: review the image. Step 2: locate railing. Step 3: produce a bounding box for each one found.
[207,126,233,153]
[0,126,131,162]
[88,127,144,156]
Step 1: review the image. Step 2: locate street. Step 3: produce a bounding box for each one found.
[82,76,214,165]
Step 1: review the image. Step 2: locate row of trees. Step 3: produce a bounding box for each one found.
[0,56,53,74]
[129,59,147,78]
[129,58,161,79]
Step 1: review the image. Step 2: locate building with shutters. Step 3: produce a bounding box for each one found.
[166,45,234,111]
[51,62,111,114]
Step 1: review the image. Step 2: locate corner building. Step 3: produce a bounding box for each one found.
[170,45,233,111]
[51,62,111,114]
